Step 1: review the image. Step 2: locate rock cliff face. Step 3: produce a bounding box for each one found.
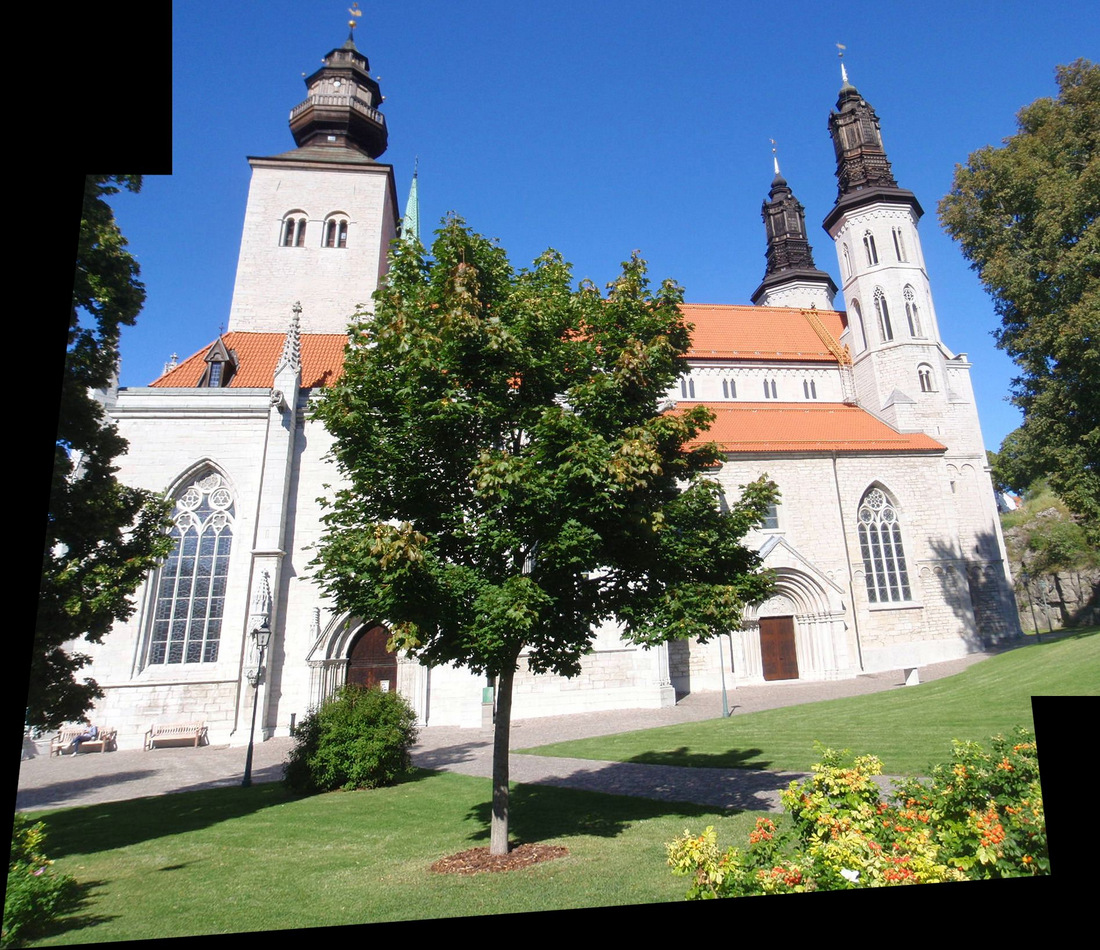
[1003,507,1100,632]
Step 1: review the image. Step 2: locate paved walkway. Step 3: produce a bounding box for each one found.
[14,651,1000,814]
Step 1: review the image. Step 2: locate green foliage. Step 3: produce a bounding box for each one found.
[1001,481,1099,575]
[33,175,173,729]
[283,685,419,793]
[313,216,776,849]
[314,216,776,677]
[939,60,1099,542]
[667,730,1047,898]
[3,815,78,947]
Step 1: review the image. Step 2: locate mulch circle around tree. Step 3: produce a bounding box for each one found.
[430,843,569,874]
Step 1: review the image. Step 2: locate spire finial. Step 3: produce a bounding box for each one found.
[402,162,421,245]
[837,42,849,86]
[347,3,362,42]
[770,138,780,176]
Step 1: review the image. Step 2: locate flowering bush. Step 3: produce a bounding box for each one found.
[667,728,1047,899]
[3,815,78,947]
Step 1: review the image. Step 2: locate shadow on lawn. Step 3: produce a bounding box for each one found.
[36,769,438,860]
[623,746,772,770]
[461,780,747,847]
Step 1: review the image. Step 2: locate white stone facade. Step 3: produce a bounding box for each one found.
[72,52,1020,750]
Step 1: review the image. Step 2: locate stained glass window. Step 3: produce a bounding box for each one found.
[148,472,234,665]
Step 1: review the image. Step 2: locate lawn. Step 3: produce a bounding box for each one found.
[518,630,1100,775]
[22,771,758,944]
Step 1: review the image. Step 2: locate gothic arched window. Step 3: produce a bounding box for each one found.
[874,288,893,342]
[863,230,879,266]
[892,227,908,262]
[857,486,911,603]
[849,299,867,353]
[904,285,923,337]
[842,243,852,279]
[918,364,935,392]
[148,471,235,665]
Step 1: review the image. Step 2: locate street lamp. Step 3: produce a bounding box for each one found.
[242,620,272,788]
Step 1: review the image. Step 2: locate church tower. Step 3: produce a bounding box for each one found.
[751,158,837,310]
[227,28,399,333]
[821,65,950,433]
[822,61,1019,641]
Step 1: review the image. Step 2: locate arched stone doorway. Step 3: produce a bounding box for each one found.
[346,624,398,692]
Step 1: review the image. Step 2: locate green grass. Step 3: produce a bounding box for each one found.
[518,630,1100,775]
[24,771,757,944]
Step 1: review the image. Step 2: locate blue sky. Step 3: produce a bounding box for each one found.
[106,0,1098,453]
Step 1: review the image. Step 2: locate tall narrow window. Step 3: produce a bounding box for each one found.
[282,218,295,247]
[918,364,934,392]
[148,472,234,665]
[841,243,852,279]
[863,230,878,266]
[722,379,737,399]
[337,220,348,248]
[295,218,306,246]
[803,379,817,399]
[325,219,337,247]
[892,227,907,261]
[874,288,893,342]
[904,286,923,337]
[680,376,695,399]
[849,299,867,353]
[763,378,777,399]
[857,487,911,603]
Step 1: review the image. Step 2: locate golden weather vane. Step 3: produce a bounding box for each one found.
[348,3,362,32]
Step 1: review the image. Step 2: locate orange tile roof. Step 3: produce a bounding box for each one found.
[681,304,847,362]
[151,333,348,389]
[679,402,946,454]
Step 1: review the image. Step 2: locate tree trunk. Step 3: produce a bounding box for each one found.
[490,663,515,855]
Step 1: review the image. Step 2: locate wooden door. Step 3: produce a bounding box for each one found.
[760,616,799,681]
[347,625,397,692]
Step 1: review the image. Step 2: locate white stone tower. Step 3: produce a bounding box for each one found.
[227,32,399,333]
[821,63,1020,641]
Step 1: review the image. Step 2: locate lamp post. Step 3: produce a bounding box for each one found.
[242,620,272,788]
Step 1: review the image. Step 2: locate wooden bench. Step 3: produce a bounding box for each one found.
[50,726,116,756]
[144,722,207,750]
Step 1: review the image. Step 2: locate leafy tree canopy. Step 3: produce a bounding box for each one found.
[31,176,172,729]
[313,217,777,851]
[939,59,1099,542]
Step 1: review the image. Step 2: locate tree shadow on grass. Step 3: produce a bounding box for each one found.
[34,767,441,860]
[461,781,748,847]
[623,747,772,770]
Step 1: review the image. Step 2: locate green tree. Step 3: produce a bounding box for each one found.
[939,59,1099,542]
[313,218,777,854]
[32,176,172,729]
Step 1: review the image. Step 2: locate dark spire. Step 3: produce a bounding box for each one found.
[751,156,837,306]
[827,77,898,199]
[822,63,923,231]
[288,18,387,159]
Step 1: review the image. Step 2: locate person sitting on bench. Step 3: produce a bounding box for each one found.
[68,723,98,755]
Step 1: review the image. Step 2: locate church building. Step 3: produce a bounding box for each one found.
[81,33,1019,748]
